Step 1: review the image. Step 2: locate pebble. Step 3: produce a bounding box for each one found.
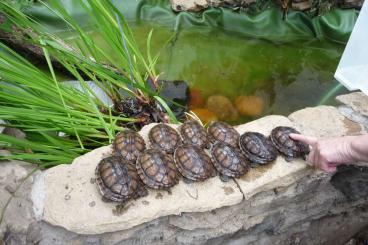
[189,88,205,109]
[206,95,238,121]
[234,95,264,117]
[190,108,218,125]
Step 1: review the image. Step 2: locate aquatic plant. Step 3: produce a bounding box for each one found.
[0,0,177,166]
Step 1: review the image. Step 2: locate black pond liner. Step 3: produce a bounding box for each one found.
[25,0,359,44]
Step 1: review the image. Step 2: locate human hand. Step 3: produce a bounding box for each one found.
[289,134,356,173]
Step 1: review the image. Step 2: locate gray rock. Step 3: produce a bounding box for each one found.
[338,105,368,128]
[170,0,209,12]
[336,92,368,118]
[2,127,26,139]
[288,106,365,137]
[330,165,368,201]
[0,161,40,244]
[292,1,311,11]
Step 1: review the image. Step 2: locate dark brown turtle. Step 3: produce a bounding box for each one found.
[211,142,250,182]
[239,132,278,167]
[95,156,147,203]
[149,124,181,154]
[207,121,240,148]
[174,144,216,182]
[179,120,210,149]
[113,130,146,163]
[270,126,310,161]
[136,149,179,190]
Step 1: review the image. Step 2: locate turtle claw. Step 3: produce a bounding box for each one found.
[113,201,131,216]
[183,178,195,184]
[219,174,231,182]
[285,156,293,162]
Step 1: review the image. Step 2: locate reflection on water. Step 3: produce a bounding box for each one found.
[73,22,348,124]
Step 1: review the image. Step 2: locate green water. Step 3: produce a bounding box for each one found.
[69,22,348,124]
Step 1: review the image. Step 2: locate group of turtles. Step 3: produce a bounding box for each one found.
[95,121,310,205]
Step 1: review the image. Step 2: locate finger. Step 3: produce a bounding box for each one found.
[313,150,321,169]
[324,164,337,173]
[312,151,321,170]
[289,134,318,146]
[306,150,316,166]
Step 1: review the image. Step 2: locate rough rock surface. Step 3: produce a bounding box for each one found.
[2,93,368,244]
[206,95,239,121]
[234,116,311,198]
[170,0,208,12]
[38,117,311,235]
[336,92,368,118]
[39,124,243,234]
[170,0,363,12]
[13,171,368,245]
[0,159,40,244]
[330,165,368,201]
[288,106,365,137]
[336,92,368,130]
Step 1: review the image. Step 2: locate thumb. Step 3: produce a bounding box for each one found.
[289,133,317,146]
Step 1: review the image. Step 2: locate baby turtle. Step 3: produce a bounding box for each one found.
[208,121,240,148]
[113,130,146,163]
[95,156,147,203]
[174,144,216,182]
[239,132,278,167]
[270,126,310,161]
[211,142,250,182]
[149,124,181,154]
[179,120,210,148]
[136,149,179,190]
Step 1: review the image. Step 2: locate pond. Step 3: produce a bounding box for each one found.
[82,21,347,125]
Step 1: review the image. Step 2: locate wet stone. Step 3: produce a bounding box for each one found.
[206,95,238,121]
[234,95,264,117]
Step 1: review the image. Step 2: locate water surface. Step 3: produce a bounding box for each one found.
[71,22,348,124]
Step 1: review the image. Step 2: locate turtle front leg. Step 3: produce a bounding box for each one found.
[113,200,131,216]
[183,178,195,184]
[219,174,231,182]
[285,156,293,162]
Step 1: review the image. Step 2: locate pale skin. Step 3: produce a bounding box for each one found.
[289,134,368,173]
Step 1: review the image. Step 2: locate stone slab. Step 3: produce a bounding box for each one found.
[288,106,365,137]
[39,117,321,235]
[336,92,368,117]
[40,124,243,235]
[234,115,312,199]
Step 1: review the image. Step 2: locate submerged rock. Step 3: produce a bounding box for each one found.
[206,95,238,121]
[191,108,218,124]
[234,95,264,117]
[189,88,206,109]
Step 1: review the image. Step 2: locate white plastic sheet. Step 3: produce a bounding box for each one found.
[335,0,368,95]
